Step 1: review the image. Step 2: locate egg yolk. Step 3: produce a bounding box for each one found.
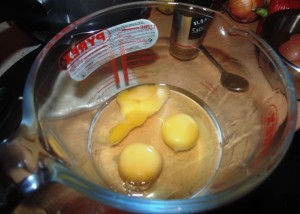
[109,85,169,145]
[118,143,163,185]
[162,113,199,151]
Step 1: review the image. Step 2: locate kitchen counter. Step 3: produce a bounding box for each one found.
[0,10,300,214]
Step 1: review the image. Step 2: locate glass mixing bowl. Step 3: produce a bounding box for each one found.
[11,1,297,213]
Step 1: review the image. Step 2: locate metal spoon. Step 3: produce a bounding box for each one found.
[200,46,249,92]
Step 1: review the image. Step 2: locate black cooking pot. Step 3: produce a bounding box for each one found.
[261,9,300,99]
[0,0,148,41]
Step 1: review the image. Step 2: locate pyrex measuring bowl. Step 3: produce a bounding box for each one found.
[0,1,297,213]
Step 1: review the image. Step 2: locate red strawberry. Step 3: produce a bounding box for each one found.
[268,0,300,15]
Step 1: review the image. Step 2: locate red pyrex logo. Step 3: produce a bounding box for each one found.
[60,29,111,69]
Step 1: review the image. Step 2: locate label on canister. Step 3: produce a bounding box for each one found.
[60,19,158,81]
[188,16,210,40]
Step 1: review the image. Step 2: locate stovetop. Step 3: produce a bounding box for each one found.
[0,22,300,213]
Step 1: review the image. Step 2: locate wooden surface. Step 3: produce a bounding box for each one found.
[14,183,130,214]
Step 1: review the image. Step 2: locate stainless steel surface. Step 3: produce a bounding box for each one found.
[169,0,212,60]
[262,9,300,99]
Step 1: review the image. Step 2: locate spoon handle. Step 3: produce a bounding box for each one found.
[200,46,225,74]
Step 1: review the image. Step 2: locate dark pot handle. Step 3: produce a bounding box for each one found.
[0,47,43,213]
[0,138,47,214]
[0,0,48,24]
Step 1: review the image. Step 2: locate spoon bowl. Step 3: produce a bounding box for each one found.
[200,46,249,92]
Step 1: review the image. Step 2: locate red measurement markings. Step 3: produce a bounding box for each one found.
[199,81,218,97]
[126,54,158,63]
[80,44,108,63]
[106,44,120,84]
[140,24,155,30]
[111,60,120,84]
[170,39,194,49]
[121,56,129,83]
[126,49,159,69]
[249,104,278,170]
[67,45,109,74]
[122,26,140,31]
[129,74,149,82]
[87,78,116,105]
[261,104,278,156]
[95,78,116,96]
[93,74,149,103]
[122,24,157,32]
[84,49,117,73]
[78,63,112,90]
[118,31,129,83]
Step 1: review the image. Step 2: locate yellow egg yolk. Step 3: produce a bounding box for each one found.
[108,84,169,145]
[118,143,163,185]
[162,113,199,151]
